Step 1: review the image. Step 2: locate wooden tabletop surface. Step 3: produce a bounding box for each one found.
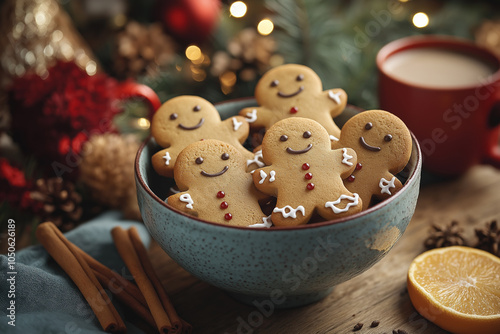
[148,165,500,334]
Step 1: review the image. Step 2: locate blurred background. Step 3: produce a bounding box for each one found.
[1,0,499,243]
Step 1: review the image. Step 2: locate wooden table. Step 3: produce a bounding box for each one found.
[149,165,500,334]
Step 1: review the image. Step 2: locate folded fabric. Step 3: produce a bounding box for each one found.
[0,211,151,334]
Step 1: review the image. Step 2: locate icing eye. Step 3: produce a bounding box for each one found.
[384,134,393,142]
[195,157,204,164]
[296,74,304,81]
[270,80,279,87]
[193,105,201,112]
[303,131,311,138]
[280,135,288,142]
[221,153,229,160]
[170,113,178,120]
[365,122,373,130]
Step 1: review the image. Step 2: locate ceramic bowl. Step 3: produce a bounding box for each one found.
[135,98,422,308]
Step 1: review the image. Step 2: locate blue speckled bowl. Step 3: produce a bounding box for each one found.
[135,98,422,308]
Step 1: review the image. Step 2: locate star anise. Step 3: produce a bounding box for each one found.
[474,220,500,257]
[424,221,466,249]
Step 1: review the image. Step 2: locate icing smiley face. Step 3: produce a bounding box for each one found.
[239,64,347,143]
[151,95,257,178]
[167,139,269,227]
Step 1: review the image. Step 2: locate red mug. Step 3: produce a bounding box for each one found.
[377,35,500,176]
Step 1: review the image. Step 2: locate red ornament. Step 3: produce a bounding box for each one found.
[347,175,356,182]
[306,183,315,190]
[159,0,221,44]
[290,107,298,114]
[304,172,313,180]
[224,213,232,220]
[216,191,225,198]
[356,163,363,171]
[220,201,228,209]
[302,163,310,170]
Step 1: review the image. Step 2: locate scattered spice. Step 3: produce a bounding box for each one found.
[474,220,500,257]
[370,320,380,328]
[353,322,363,331]
[424,221,466,249]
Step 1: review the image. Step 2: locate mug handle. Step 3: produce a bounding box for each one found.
[118,80,162,114]
[483,99,500,168]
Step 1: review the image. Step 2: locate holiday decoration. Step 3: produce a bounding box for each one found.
[79,133,141,220]
[114,21,178,79]
[30,177,83,231]
[423,221,467,249]
[474,220,500,257]
[0,0,98,87]
[8,61,122,171]
[158,0,221,44]
[0,158,34,211]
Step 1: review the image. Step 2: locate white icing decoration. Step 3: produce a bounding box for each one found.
[328,90,342,104]
[273,205,305,219]
[329,135,339,142]
[259,170,267,184]
[341,148,354,166]
[245,109,258,123]
[169,187,180,194]
[325,193,360,214]
[269,170,276,182]
[249,215,273,228]
[379,176,396,195]
[232,117,243,131]
[162,152,171,165]
[247,149,265,167]
[179,193,194,209]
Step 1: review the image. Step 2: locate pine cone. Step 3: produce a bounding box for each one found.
[474,220,500,257]
[30,177,83,231]
[424,221,466,249]
[79,133,141,220]
[114,21,177,78]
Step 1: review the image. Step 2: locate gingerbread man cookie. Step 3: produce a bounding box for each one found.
[167,139,270,227]
[332,110,412,210]
[252,117,363,227]
[152,95,263,178]
[239,64,347,143]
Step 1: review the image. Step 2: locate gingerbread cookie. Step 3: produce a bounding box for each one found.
[252,117,363,227]
[151,95,263,178]
[167,139,270,227]
[332,110,412,210]
[239,64,347,143]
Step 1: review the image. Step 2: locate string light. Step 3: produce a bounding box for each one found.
[230,1,247,18]
[257,19,274,36]
[136,118,150,130]
[185,45,202,62]
[412,12,429,28]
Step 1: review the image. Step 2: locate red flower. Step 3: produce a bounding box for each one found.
[0,159,34,210]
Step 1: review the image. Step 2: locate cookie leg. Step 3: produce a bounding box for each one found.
[320,192,363,219]
[271,200,313,227]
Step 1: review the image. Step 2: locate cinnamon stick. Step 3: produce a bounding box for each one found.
[36,222,126,333]
[128,227,183,332]
[111,226,175,334]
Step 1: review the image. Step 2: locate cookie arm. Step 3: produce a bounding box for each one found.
[222,116,250,143]
[375,172,403,201]
[322,88,347,118]
[239,107,272,129]
[152,148,176,178]
[335,147,357,178]
[166,191,198,216]
[251,166,278,196]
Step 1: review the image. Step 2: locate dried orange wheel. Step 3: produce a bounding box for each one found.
[407,246,500,334]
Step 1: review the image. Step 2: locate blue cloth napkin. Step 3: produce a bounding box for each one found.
[0,211,151,334]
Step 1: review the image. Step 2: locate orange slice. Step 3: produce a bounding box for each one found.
[407,246,500,334]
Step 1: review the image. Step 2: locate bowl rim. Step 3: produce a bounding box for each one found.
[135,99,422,231]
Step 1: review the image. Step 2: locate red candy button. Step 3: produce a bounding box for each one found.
[224,213,232,220]
[355,163,362,171]
[290,107,298,114]
[220,201,228,209]
[347,175,355,182]
[217,191,225,198]
[304,172,313,180]
[302,163,310,170]
[306,183,315,190]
